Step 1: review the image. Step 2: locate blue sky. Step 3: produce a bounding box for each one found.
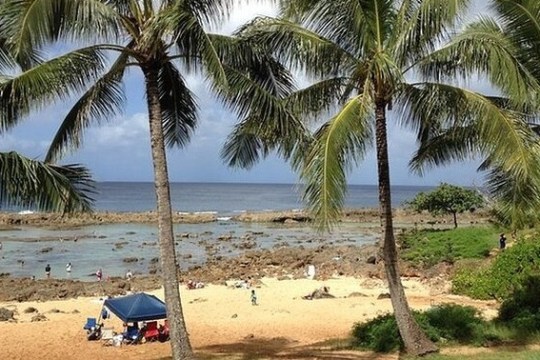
[1,0,492,186]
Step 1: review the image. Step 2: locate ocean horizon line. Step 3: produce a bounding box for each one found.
[94,180,436,189]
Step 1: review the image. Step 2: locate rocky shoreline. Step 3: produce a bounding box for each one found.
[0,208,492,228]
[0,242,454,303]
[0,208,489,303]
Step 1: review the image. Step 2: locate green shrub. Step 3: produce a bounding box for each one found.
[352,314,402,352]
[452,239,540,300]
[351,304,488,352]
[452,266,495,300]
[497,276,540,332]
[423,304,483,342]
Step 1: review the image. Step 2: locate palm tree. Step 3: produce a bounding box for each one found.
[225,0,540,355]
[0,151,94,212]
[412,0,540,229]
[0,1,298,358]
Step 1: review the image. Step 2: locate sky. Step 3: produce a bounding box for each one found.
[1,0,493,186]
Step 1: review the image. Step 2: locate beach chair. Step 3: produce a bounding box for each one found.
[123,325,141,345]
[143,321,159,342]
[83,317,97,331]
[101,328,115,346]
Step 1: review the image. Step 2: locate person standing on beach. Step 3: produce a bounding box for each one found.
[96,268,103,281]
[45,264,51,278]
[66,262,72,276]
[251,289,258,306]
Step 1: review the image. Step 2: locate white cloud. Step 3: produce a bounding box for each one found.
[86,113,149,149]
[217,0,277,34]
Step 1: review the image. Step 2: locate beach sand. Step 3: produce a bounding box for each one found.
[0,276,498,360]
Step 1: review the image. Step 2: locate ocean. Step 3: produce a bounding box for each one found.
[0,182,432,280]
[95,182,433,214]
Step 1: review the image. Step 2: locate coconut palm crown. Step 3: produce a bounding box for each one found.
[0,1,301,359]
[225,0,540,355]
[413,0,540,227]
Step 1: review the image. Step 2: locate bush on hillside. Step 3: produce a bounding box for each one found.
[497,276,540,332]
[452,238,540,300]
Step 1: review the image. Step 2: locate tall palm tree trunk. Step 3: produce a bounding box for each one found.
[143,63,195,360]
[374,102,438,356]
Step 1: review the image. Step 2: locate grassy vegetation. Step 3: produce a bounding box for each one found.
[411,350,540,360]
[400,227,500,267]
[453,238,540,300]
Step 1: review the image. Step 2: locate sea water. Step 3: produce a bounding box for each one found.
[0,182,431,280]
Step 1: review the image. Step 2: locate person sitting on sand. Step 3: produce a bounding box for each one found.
[302,286,335,300]
[187,280,205,289]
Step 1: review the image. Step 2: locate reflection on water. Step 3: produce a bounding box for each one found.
[0,221,377,281]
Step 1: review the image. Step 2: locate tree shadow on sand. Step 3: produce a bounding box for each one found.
[195,337,397,360]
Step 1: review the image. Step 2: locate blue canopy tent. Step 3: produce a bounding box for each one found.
[103,293,167,323]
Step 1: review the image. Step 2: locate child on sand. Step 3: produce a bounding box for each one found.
[251,289,258,305]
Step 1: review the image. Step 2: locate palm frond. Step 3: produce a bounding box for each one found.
[393,0,470,67]
[398,82,539,178]
[491,0,540,66]
[302,95,373,231]
[236,16,356,79]
[484,157,540,230]
[221,117,269,169]
[156,1,227,86]
[0,46,107,133]
[217,35,312,170]
[158,60,198,148]
[408,124,479,175]
[45,48,130,162]
[0,37,16,71]
[280,0,395,57]
[0,0,119,68]
[213,44,296,127]
[0,151,94,213]
[417,18,540,107]
[284,77,349,121]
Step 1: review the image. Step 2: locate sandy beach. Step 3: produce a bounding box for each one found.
[0,276,498,359]
[0,209,497,358]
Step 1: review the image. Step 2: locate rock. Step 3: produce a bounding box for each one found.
[0,307,15,321]
[31,313,47,322]
[123,257,139,263]
[23,307,38,313]
[347,292,368,298]
[366,255,377,264]
[377,293,391,299]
